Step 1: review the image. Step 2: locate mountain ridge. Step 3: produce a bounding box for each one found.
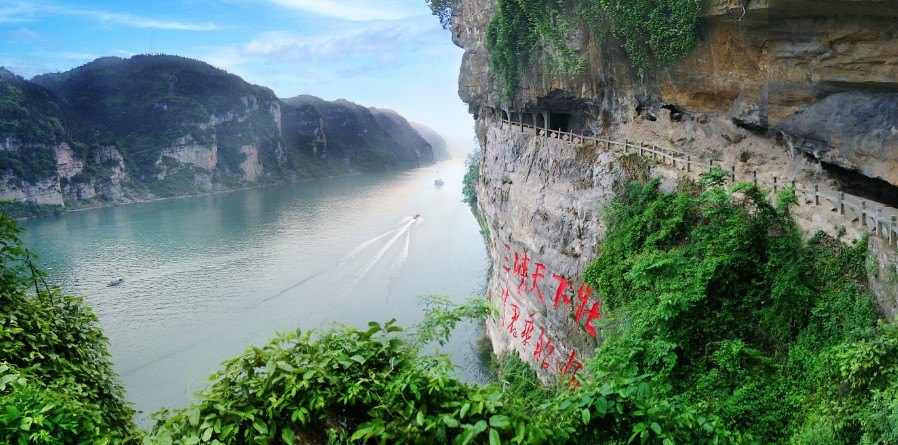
[0,55,446,217]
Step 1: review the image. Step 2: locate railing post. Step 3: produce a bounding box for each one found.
[790,180,796,196]
[890,216,896,245]
[861,201,867,228]
[876,206,883,234]
[730,165,736,182]
[773,177,778,193]
[813,185,819,206]
[605,139,610,151]
[753,171,757,185]
[709,159,714,170]
[624,139,629,154]
[839,192,845,215]
[672,153,677,169]
[686,155,691,173]
[639,142,644,157]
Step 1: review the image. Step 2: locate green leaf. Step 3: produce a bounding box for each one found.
[651,422,662,435]
[460,402,470,419]
[281,428,295,443]
[581,408,591,425]
[442,416,459,428]
[489,428,501,445]
[188,408,200,426]
[489,414,510,429]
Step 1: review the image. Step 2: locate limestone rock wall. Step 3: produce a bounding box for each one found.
[475,118,679,377]
[452,0,898,187]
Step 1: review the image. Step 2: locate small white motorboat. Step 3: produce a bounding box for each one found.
[108,277,124,287]
[434,178,444,186]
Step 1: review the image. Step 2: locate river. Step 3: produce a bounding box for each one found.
[21,159,491,423]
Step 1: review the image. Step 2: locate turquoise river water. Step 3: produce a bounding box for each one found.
[21,159,491,423]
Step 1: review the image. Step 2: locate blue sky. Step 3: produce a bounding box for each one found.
[0,0,475,152]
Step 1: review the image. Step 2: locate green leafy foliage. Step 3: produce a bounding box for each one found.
[0,212,137,443]
[486,0,580,101]
[595,0,702,73]
[426,0,453,30]
[145,311,743,444]
[583,174,896,442]
[481,0,702,100]
[462,149,481,209]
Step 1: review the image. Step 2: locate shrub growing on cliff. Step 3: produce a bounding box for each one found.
[426,0,453,30]
[583,175,897,442]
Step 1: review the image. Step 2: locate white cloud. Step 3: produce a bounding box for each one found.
[0,1,216,30]
[7,28,43,43]
[0,3,37,23]
[237,21,432,65]
[267,0,420,21]
[58,7,217,30]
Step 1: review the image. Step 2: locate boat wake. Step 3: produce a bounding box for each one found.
[348,216,421,291]
[253,216,423,307]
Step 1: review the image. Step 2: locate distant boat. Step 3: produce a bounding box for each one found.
[434,178,444,186]
[108,277,124,287]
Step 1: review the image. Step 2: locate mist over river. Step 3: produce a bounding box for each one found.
[21,160,490,422]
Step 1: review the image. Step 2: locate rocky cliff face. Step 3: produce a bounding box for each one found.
[452,0,898,375]
[453,0,898,187]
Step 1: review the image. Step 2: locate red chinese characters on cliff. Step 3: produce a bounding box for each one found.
[497,243,603,389]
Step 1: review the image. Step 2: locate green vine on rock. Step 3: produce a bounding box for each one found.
[477,0,703,101]
[596,0,702,72]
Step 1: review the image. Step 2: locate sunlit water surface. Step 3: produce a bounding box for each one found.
[22,160,490,422]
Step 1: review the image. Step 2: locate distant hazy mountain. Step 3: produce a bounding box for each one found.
[0,55,434,216]
[409,122,453,161]
[281,95,433,171]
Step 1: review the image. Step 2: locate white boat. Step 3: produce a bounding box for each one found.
[434,178,444,186]
[108,277,124,287]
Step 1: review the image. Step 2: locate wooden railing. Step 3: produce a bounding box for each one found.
[499,118,898,248]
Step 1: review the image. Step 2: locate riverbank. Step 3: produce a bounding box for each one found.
[7,171,371,221]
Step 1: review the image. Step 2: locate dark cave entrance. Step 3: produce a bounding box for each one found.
[549,113,571,132]
[823,162,898,209]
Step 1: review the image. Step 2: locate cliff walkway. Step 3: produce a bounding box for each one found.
[499,117,898,250]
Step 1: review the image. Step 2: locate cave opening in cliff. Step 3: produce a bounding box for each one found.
[822,162,898,209]
[549,113,571,132]
[661,104,685,122]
